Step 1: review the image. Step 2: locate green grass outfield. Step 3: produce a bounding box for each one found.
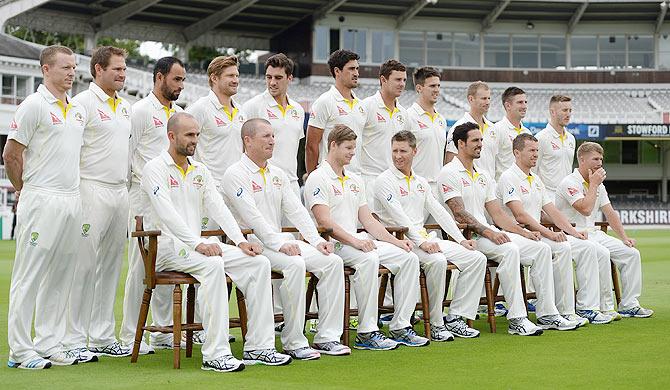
[1,230,669,389]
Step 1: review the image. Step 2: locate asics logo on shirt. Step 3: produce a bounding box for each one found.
[508,187,515,195]
[236,187,243,197]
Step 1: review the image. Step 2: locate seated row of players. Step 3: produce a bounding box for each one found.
[5,44,651,373]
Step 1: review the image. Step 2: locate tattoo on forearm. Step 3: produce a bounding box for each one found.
[446,198,489,235]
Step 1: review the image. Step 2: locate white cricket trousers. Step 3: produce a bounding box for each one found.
[541,236,601,313]
[260,238,344,349]
[64,180,128,349]
[475,232,558,319]
[119,183,172,346]
[158,238,275,360]
[414,240,486,325]
[336,235,420,333]
[8,186,81,362]
[589,230,642,311]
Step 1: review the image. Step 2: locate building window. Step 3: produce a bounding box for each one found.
[371,31,396,64]
[426,32,452,67]
[659,34,670,69]
[342,28,367,63]
[540,36,566,68]
[484,34,510,68]
[314,26,330,61]
[399,31,424,67]
[599,35,625,68]
[571,36,598,68]
[621,140,638,164]
[512,35,539,68]
[1,74,30,105]
[628,35,654,68]
[453,33,480,67]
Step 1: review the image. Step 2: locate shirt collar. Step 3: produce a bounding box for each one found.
[89,82,118,102]
[263,89,293,108]
[322,159,349,180]
[391,165,414,180]
[160,150,197,169]
[411,101,440,121]
[148,91,176,110]
[500,116,524,131]
[511,162,532,181]
[37,84,76,106]
[241,153,270,174]
[330,85,358,103]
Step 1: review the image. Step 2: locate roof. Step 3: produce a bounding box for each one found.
[0,33,41,60]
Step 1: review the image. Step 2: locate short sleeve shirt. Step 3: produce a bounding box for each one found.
[555,168,611,229]
[438,157,496,227]
[534,124,576,193]
[407,102,447,184]
[497,163,552,221]
[489,116,531,181]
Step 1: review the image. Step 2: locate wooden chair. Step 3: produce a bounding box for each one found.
[130,216,248,369]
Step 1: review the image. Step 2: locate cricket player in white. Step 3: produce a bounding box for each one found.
[242,53,304,195]
[305,125,428,349]
[121,57,185,353]
[487,87,531,181]
[534,95,577,200]
[306,50,366,175]
[374,130,487,341]
[440,122,573,335]
[223,119,349,358]
[497,133,608,327]
[6,46,85,369]
[445,81,494,170]
[360,60,411,206]
[406,67,448,197]
[63,47,133,363]
[142,112,291,372]
[555,142,653,319]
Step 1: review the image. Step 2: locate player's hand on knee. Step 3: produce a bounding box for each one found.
[522,230,541,241]
[195,243,222,257]
[459,239,477,250]
[419,241,441,254]
[548,231,567,242]
[239,242,263,256]
[280,243,301,256]
[488,230,511,245]
[316,241,334,255]
[623,238,636,247]
[573,230,588,240]
[354,238,376,252]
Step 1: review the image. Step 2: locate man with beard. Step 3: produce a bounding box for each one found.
[63,46,134,363]
[120,56,185,353]
[306,50,366,175]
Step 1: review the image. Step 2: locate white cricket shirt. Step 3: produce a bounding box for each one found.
[488,116,531,181]
[555,168,610,230]
[534,123,576,193]
[406,102,447,185]
[497,163,552,221]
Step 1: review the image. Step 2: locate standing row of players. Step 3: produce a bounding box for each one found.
[5,45,651,373]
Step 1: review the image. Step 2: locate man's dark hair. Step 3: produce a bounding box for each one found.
[452,122,480,150]
[413,67,441,86]
[327,49,359,78]
[512,133,538,152]
[153,56,184,83]
[502,86,525,105]
[265,53,294,76]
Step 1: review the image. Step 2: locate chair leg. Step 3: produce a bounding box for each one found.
[235,287,248,342]
[484,268,496,333]
[173,284,182,369]
[378,273,389,308]
[519,266,529,314]
[342,275,351,346]
[611,262,622,306]
[186,284,195,358]
[419,271,431,337]
[131,288,153,363]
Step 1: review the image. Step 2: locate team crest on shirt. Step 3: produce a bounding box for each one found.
[417,121,428,129]
[358,106,365,114]
[417,183,426,193]
[477,177,487,186]
[350,183,360,194]
[551,141,560,150]
[520,186,529,195]
[290,109,300,119]
[169,175,179,188]
[192,175,204,189]
[376,113,386,123]
[237,113,245,123]
[567,187,579,196]
[153,116,164,127]
[74,112,84,126]
[442,184,453,193]
[9,119,17,130]
[201,217,209,229]
[310,111,316,119]
[461,178,470,187]
[332,184,342,195]
[121,107,129,118]
[438,120,444,127]
[337,106,347,116]
[214,116,225,127]
[81,223,91,237]
[396,114,404,125]
[399,186,408,196]
[252,181,263,192]
[272,176,282,188]
[50,112,62,125]
[29,232,39,246]
[98,109,111,121]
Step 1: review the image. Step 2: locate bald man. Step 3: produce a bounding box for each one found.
[140,112,291,372]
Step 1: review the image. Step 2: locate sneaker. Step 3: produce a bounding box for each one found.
[537,315,579,331]
[202,355,245,373]
[284,347,320,361]
[89,342,130,357]
[229,335,236,342]
[508,317,543,336]
[242,349,292,366]
[379,314,393,327]
[602,310,623,321]
[576,309,613,324]
[354,331,399,351]
[445,317,480,338]
[495,303,509,317]
[44,350,79,366]
[563,314,589,328]
[151,339,187,350]
[527,299,537,313]
[618,307,654,318]
[389,327,430,347]
[72,347,99,363]
[122,340,155,355]
[192,331,206,345]
[312,341,351,356]
[274,322,285,335]
[8,357,52,370]
[430,325,455,342]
